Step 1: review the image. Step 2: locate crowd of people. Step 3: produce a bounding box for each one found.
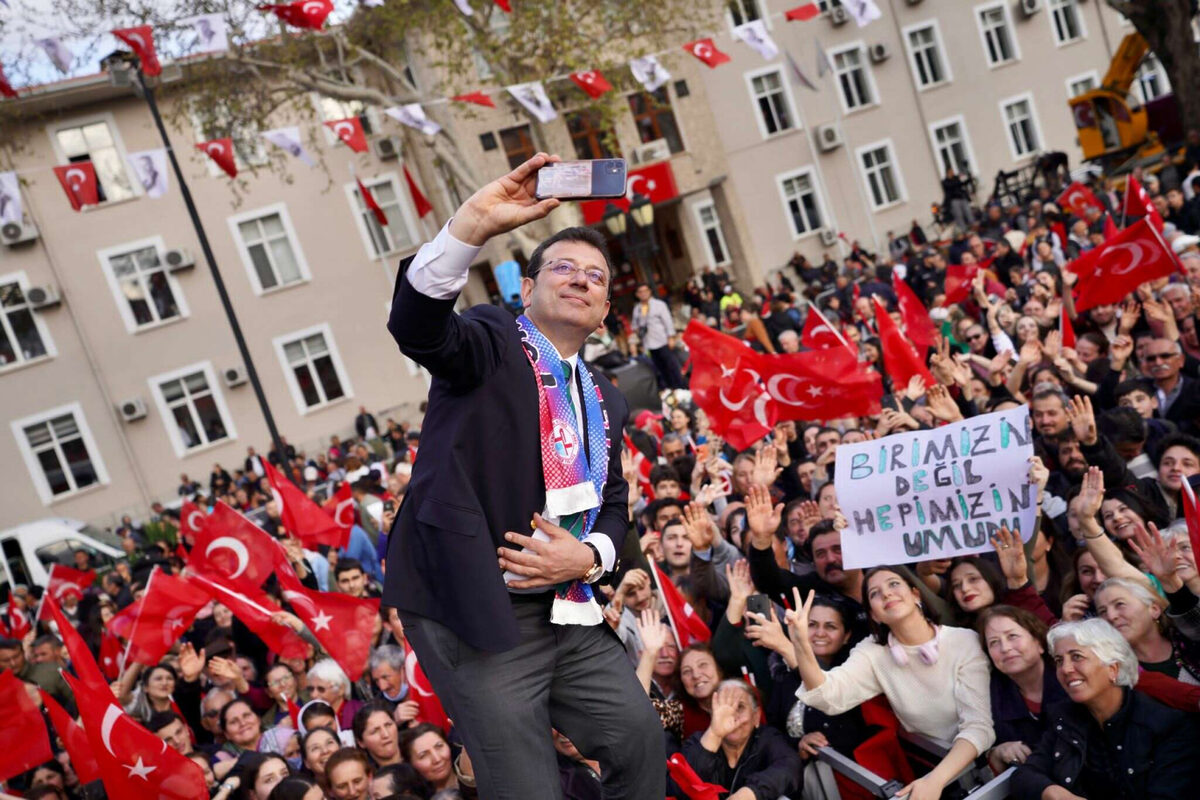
[4,143,1200,800]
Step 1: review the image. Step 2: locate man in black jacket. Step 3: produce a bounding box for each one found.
[385,153,662,799]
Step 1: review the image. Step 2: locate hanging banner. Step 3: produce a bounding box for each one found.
[0,171,21,226]
[126,149,169,198]
[834,407,1036,568]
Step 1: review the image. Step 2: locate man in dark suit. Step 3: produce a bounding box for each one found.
[384,153,663,799]
[1141,338,1199,435]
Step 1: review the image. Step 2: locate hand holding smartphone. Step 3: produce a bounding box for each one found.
[535,158,627,200]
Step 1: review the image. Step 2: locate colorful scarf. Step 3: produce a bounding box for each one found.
[516,315,610,625]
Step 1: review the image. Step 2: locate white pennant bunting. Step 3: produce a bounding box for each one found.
[843,0,882,27]
[630,56,670,93]
[261,127,316,167]
[452,0,474,14]
[126,149,169,198]
[507,81,557,124]
[37,37,73,74]
[0,172,22,227]
[181,14,229,54]
[385,104,441,137]
[733,20,778,61]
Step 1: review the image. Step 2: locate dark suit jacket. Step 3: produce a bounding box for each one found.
[384,262,630,652]
[1162,374,1200,434]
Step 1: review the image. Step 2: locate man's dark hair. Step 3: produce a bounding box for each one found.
[802,520,839,561]
[524,226,614,298]
[644,497,686,524]
[649,464,680,488]
[1154,433,1200,466]
[373,763,433,799]
[300,702,337,731]
[1113,378,1155,404]
[1099,407,1146,445]
[324,747,372,780]
[146,710,185,734]
[32,634,61,651]
[335,558,364,578]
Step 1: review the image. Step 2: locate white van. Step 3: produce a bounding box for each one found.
[0,518,125,598]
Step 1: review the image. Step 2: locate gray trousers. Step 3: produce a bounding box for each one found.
[402,598,666,800]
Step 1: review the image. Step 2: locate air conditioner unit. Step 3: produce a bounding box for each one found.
[1018,0,1041,17]
[1,220,38,246]
[631,139,670,165]
[26,285,62,309]
[819,228,838,247]
[372,136,402,161]
[816,123,843,152]
[869,43,890,63]
[164,247,195,272]
[830,6,850,25]
[223,365,248,388]
[119,397,147,422]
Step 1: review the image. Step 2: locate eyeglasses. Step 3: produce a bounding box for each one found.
[540,260,608,288]
[967,332,986,341]
[1143,353,1177,362]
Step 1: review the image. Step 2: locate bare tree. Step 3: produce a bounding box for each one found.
[1109,0,1200,133]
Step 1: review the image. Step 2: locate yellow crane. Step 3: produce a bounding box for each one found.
[1067,32,1165,167]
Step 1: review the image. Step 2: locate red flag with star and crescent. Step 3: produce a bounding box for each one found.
[452,91,495,107]
[180,500,208,543]
[1056,181,1103,219]
[53,162,99,211]
[682,320,775,450]
[42,690,102,784]
[43,593,109,689]
[402,640,452,733]
[1123,174,1164,232]
[569,70,612,99]
[800,305,847,351]
[892,274,937,347]
[186,500,284,594]
[1072,218,1179,312]
[357,178,389,227]
[874,296,936,388]
[651,561,711,647]
[258,0,332,30]
[683,38,731,68]
[125,572,211,666]
[0,671,52,783]
[325,117,368,153]
[757,347,883,422]
[185,572,310,660]
[5,591,31,640]
[112,26,162,76]
[196,139,237,178]
[1060,305,1077,349]
[264,461,349,548]
[321,481,357,544]
[405,165,434,218]
[784,3,821,22]
[42,564,96,615]
[277,564,379,681]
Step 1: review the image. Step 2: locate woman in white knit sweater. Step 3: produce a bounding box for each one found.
[785,567,995,800]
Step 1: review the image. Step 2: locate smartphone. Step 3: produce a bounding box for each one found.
[383,500,396,515]
[535,158,627,200]
[746,593,771,620]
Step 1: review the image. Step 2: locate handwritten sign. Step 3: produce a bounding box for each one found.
[834,407,1036,569]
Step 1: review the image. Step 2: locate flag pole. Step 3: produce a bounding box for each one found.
[648,562,683,650]
[1119,183,1128,229]
[120,566,157,672]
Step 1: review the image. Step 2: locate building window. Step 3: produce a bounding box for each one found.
[1135,55,1170,103]
[151,363,234,456]
[858,142,904,209]
[472,12,511,80]
[1066,72,1099,98]
[747,68,795,137]
[229,204,310,295]
[628,88,684,154]
[53,119,134,203]
[348,175,418,257]
[1048,0,1085,45]
[566,110,620,160]
[693,201,730,266]
[977,4,1018,66]
[778,169,824,237]
[728,0,763,27]
[13,404,107,503]
[274,324,352,413]
[316,95,374,135]
[1001,95,1041,158]
[831,45,874,111]
[0,277,53,370]
[905,24,949,89]
[100,241,185,331]
[192,102,267,169]
[499,125,535,170]
[930,118,974,175]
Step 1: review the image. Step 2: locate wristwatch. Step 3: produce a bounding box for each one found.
[581,542,604,584]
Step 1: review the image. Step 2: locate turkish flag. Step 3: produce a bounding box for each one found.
[452,91,495,107]
[651,562,711,647]
[1074,218,1180,312]
[942,262,979,306]
[1180,477,1200,561]
[324,117,368,153]
[683,38,731,68]
[801,305,848,351]
[759,348,883,422]
[0,671,52,782]
[493,0,512,11]
[286,693,302,729]
[784,3,821,21]
[321,481,356,545]
[405,165,433,218]
[1056,181,1103,218]
[179,500,208,543]
[258,0,332,30]
[569,70,612,99]
[1060,305,1077,349]
[277,565,379,680]
[874,296,935,389]
[357,178,388,227]
[42,690,102,785]
[1103,213,1119,240]
[6,592,31,640]
[106,598,142,642]
[196,138,237,178]
[126,572,211,666]
[186,573,310,660]
[682,320,774,451]
[53,162,99,211]
[667,753,726,800]
[64,672,208,800]
[100,630,125,680]
[112,26,162,76]
[43,593,108,689]
[46,563,96,606]
[892,274,937,347]
[0,65,18,99]
[1123,174,1164,232]
[186,500,284,594]
[403,642,452,733]
[264,461,348,548]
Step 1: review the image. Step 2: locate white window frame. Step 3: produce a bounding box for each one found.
[1133,55,1171,105]
[855,139,907,212]
[147,360,238,458]
[1047,0,1086,47]
[11,401,109,505]
[46,111,141,206]
[690,199,732,267]
[342,172,421,259]
[95,235,191,334]
[775,167,827,240]
[189,103,268,178]
[999,92,1044,161]
[272,322,354,415]
[0,270,57,373]
[828,41,878,115]
[927,115,978,178]
[1065,70,1100,98]
[226,202,312,296]
[726,0,770,30]
[311,91,383,147]
[743,64,799,139]
[974,2,1020,68]
[902,20,953,91]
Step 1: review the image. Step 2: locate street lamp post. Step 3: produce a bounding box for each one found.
[601,194,658,296]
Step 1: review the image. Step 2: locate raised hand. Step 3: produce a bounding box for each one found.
[904,375,927,402]
[745,484,783,548]
[614,568,651,610]
[682,502,718,551]
[783,587,816,656]
[1061,593,1090,621]
[725,560,754,624]
[694,482,723,508]
[745,606,792,657]
[635,608,670,658]
[1065,395,1098,445]
[1018,340,1043,365]
[1043,330,1062,360]
[1119,299,1141,334]
[621,448,639,486]
[1128,523,1183,592]
[1076,466,1105,519]
[706,685,743,739]
[991,524,1028,589]
[752,445,782,488]
[448,153,562,246]
[1029,456,1050,495]
[926,383,963,423]
[177,643,205,683]
[1109,334,1134,368]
